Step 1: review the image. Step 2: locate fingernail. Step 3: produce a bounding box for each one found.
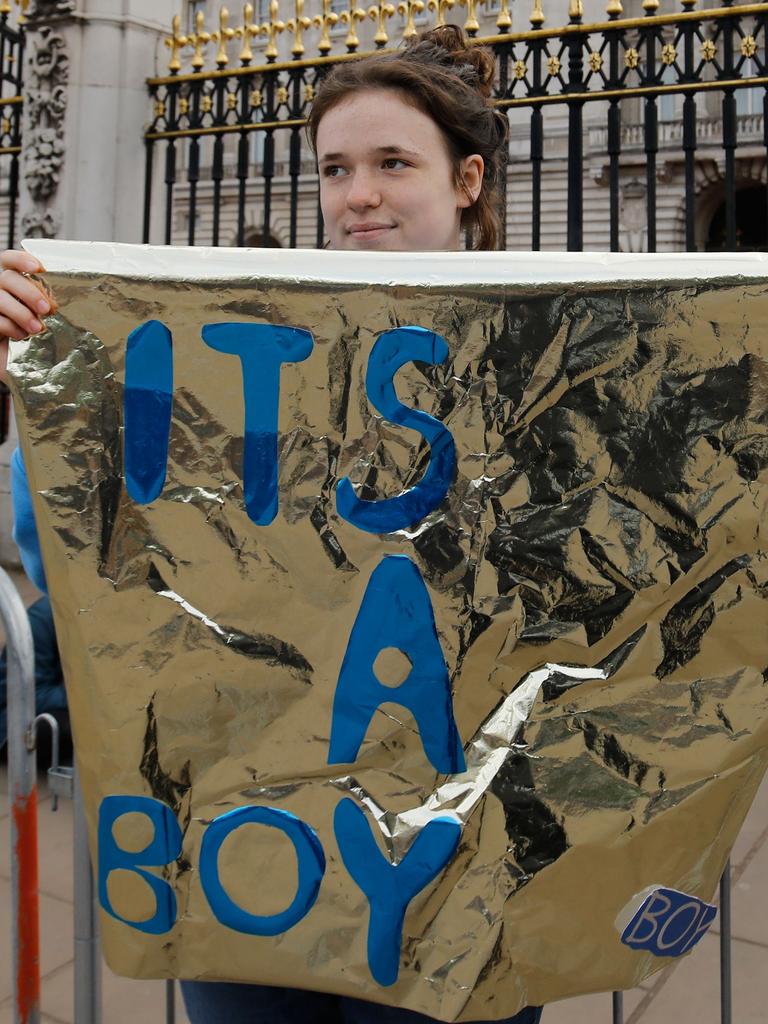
[37,298,49,314]
[29,318,42,333]
[24,259,39,273]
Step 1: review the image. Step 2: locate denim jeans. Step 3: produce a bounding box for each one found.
[180,981,543,1024]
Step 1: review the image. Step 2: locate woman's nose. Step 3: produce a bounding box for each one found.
[345,170,382,211]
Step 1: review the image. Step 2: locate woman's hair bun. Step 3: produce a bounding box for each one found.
[404,25,495,99]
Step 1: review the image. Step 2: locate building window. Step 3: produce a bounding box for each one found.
[736,58,761,117]
[186,0,207,32]
[658,64,678,123]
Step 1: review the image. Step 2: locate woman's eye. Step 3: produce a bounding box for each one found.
[323,165,346,178]
[382,158,407,170]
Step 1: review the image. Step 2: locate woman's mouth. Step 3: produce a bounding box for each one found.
[347,223,395,241]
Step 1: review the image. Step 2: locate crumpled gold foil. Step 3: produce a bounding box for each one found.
[8,243,768,1021]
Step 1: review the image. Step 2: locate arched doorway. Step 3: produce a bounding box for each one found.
[241,228,282,248]
[706,186,768,251]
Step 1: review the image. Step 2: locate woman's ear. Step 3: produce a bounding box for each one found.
[457,155,485,209]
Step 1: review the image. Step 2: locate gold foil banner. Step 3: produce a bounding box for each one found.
[8,243,768,1020]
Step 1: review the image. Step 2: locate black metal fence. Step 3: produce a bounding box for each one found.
[144,0,768,254]
[0,1,24,446]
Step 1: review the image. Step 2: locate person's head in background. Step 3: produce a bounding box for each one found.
[307,26,508,253]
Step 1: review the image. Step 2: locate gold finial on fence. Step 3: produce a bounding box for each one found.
[313,0,339,54]
[213,7,235,67]
[164,13,187,73]
[680,0,698,9]
[397,0,424,40]
[0,1,11,15]
[260,0,285,60]
[342,0,368,50]
[237,2,258,63]
[340,0,367,51]
[568,0,583,20]
[189,10,211,70]
[642,0,659,11]
[496,0,512,31]
[606,0,622,16]
[529,0,544,27]
[368,0,396,47]
[458,0,480,35]
[426,0,454,29]
[287,0,312,56]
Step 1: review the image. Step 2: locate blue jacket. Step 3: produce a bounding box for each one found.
[11,446,47,593]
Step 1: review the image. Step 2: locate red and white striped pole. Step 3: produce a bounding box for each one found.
[1,566,40,1024]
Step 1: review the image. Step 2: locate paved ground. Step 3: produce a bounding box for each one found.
[1,566,766,1023]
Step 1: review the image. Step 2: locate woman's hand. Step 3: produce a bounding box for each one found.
[0,249,55,383]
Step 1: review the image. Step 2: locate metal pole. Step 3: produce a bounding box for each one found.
[73,765,102,1024]
[165,980,176,1024]
[612,991,624,1024]
[1,565,40,1024]
[719,861,732,1024]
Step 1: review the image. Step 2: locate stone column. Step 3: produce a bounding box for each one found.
[19,0,178,244]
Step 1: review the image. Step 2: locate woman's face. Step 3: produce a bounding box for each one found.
[316,88,483,252]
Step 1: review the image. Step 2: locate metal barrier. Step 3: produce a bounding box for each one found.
[2,561,737,1024]
[1,564,39,1024]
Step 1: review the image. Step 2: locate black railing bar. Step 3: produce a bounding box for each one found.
[612,991,624,1024]
[720,861,732,1024]
[165,979,175,1024]
[141,137,154,244]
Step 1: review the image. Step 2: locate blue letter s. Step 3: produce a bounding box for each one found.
[336,326,456,533]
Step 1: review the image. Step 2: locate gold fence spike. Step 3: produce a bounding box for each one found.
[426,0,453,29]
[213,7,235,68]
[287,0,312,56]
[190,10,211,69]
[680,0,698,8]
[314,0,339,54]
[396,0,425,41]
[530,0,544,27]
[496,0,512,31]
[259,0,285,60]
[368,0,396,47]
[164,13,186,73]
[237,2,256,63]
[340,0,367,51]
[0,1,11,14]
[642,0,659,11]
[568,0,583,20]
[458,0,480,35]
[606,0,622,15]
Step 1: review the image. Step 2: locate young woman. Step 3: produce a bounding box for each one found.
[0,26,543,1024]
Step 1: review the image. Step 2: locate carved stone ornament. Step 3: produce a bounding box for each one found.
[25,127,64,200]
[22,24,69,232]
[20,208,61,239]
[25,0,76,18]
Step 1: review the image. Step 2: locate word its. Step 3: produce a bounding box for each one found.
[620,887,716,958]
[124,322,456,533]
[99,794,460,986]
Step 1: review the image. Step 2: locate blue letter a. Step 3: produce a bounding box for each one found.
[328,555,465,775]
[202,323,314,525]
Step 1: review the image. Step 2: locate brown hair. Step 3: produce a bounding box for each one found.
[306,26,509,251]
